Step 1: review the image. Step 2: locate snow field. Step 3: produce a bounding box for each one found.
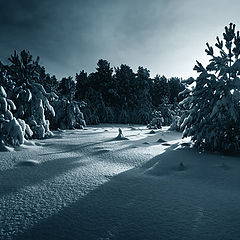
[1,125,240,240]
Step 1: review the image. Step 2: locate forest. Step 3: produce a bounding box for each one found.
[0,50,189,146]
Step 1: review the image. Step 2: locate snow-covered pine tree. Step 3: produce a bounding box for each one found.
[53,76,86,129]
[4,50,56,139]
[182,23,240,152]
[0,85,33,147]
[156,97,175,126]
[147,110,163,129]
[51,99,86,130]
[169,103,184,131]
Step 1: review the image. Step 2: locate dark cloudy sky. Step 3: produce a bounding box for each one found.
[0,0,240,79]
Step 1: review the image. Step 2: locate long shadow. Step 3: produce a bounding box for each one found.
[12,169,159,240]
[38,127,168,157]
[38,141,105,156]
[97,134,178,160]
[13,145,240,240]
[11,144,174,240]
[39,133,135,156]
[39,131,176,164]
[0,157,87,197]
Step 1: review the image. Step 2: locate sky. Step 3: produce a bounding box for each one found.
[0,0,240,80]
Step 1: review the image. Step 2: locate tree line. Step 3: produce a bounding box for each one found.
[59,59,186,125]
[0,49,187,147]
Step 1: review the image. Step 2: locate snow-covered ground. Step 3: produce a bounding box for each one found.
[1,125,240,240]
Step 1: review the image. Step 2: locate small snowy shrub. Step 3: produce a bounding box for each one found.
[182,23,240,152]
[51,99,86,129]
[147,111,163,129]
[169,103,188,132]
[169,115,181,131]
[157,102,175,126]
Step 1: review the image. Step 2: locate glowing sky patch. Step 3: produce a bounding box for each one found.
[0,0,240,79]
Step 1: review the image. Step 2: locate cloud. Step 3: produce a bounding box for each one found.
[0,0,240,79]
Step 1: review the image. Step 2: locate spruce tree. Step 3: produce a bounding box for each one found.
[168,77,185,103]
[93,59,116,106]
[182,23,240,152]
[134,67,152,124]
[75,70,89,101]
[58,76,75,101]
[114,64,136,122]
[4,50,55,139]
[151,75,170,107]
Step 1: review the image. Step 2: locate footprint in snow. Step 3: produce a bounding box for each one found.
[177,162,186,171]
[172,162,187,172]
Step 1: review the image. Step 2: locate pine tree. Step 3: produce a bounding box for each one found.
[114,64,135,106]
[134,67,153,124]
[93,59,116,105]
[151,75,170,107]
[168,77,185,103]
[114,64,136,122]
[45,75,58,93]
[4,50,55,139]
[75,70,89,101]
[58,76,75,101]
[54,76,86,129]
[182,23,240,152]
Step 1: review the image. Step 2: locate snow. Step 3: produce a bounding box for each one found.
[1,125,240,239]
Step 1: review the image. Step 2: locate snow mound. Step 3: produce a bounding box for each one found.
[148,130,156,134]
[176,162,186,171]
[17,159,40,167]
[114,136,129,141]
[157,138,166,143]
[24,139,36,146]
[57,128,66,133]
[0,141,13,152]
[114,128,129,141]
